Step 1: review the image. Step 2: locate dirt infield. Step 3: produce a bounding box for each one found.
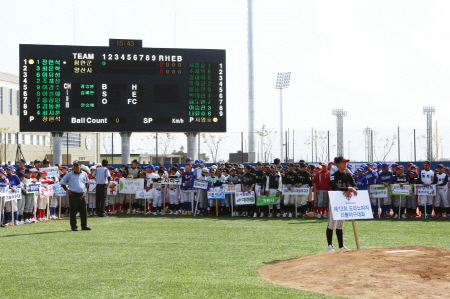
[258,246,450,298]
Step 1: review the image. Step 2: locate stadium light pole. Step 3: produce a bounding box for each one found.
[247,0,255,157]
[423,106,435,161]
[363,127,371,162]
[275,72,291,162]
[332,109,347,157]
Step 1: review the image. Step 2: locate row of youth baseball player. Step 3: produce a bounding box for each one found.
[0,158,447,226]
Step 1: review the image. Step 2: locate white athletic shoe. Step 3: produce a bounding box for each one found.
[393,214,399,219]
[339,245,350,251]
[327,245,335,252]
[288,213,292,218]
[253,212,257,218]
[401,214,407,219]
[322,214,328,219]
[260,212,264,217]
[25,219,31,224]
[76,212,80,217]
[282,212,287,218]
[145,211,152,215]
[276,213,281,218]
[317,213,321,219]
[132,209,136,214]
[174,211,179,215]
[152,212,157,216]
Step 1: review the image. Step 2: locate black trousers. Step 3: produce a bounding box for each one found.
[69,192,87,229]
[96,184,107,216]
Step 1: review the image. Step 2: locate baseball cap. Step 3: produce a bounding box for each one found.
[90,166,96,170]
[17,172,25,178]
[73,160,80,165]
[43,158,50,164]
[6,165,15,170]
[381,163,389,168]
[288,163,295,167]
[186,157,193,163]
[397,165,405,170]
[407,163,413,166]
[334,156,350,164]
[146,164,154,170]
[367,162,374,166]
[180,167,185,170]
[424,161,431,165]
[202,168,208,173]
[40,170,48,174]
[299,163,307,168]
[34,159,41,164]
[238,164,244,169]
[347,164,353,168]
[132,159,139,164]
[171,167,178,171]
[256,161,262,165]
[0,168,5,174]
[437,164,444,168]
[274,158,280,164]
[246,165,252,169]
[377,164,382,169]
[61,166,68,170]
[25,168,31,174]
[18,159,26,164]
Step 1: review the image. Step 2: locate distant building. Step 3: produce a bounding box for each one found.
[0,71,99,165]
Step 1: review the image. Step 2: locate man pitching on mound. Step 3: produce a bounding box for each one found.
[327,156,358,252]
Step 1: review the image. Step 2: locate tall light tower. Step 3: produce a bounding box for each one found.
[332,109,347,157]
[275,72,291,162]
[363,127,371,162]
[247,0,255,156]
[423,106,435,161]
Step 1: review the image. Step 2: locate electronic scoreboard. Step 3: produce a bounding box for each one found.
[19,41,226,132]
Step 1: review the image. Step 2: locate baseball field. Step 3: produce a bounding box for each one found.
[1,215,449,298]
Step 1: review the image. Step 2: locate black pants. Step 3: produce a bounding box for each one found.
[96,184,106,216]
[69,192,87,229]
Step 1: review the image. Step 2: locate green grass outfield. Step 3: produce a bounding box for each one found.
[1,216,450,299]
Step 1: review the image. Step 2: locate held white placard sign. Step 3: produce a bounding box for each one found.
[328,190,373,220]
[282,185,310,195]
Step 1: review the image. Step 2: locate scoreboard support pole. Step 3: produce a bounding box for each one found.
[120,132,132,164]
[51,132,64,165]
[185,132,199,160]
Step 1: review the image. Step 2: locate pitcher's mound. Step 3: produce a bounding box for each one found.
[258,246,450,299]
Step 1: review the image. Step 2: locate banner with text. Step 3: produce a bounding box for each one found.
[52,183,67,196]
[369,185,388,198]
[39,185,54,198]
[107,182,118,195]
[43,166,59,178]
[88,183,97,194]
[135,189,153,199]
[3,189,22,202]
[193,180,209,191]
[329,190,373,220]
[414,185,436,196]
[159,177,182,185]
[235,191,255,205]
[119,178,145,194]
[207,187,226,199]
[256,194,278,206]
[282,185,310,196]
[27,183,41,194]
[390,184,413,196]
[224,184,241,194]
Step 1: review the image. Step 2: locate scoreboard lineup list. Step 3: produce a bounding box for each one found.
[19,43,226,132]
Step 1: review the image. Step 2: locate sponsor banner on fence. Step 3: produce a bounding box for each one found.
[119,178,145,194]
[369,185,388,198]
[27,183,41,194]
[193,180,209,190]
[282,185,310,195]
[207,187,225,199]
[224,184,241,194]
[135,189,153,199]
[235,191,255,205]
[42,166,59,178]
[107,182,118,195]
[39,185,54,198]
[414,185,436,196]
[329,190,373,220]
[390,184,413,196]
[88,183,97,194]
[256,194,278,206]
[52,183,67,196]
[159,177,182,185]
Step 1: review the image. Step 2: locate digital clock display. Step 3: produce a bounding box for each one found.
[19,43,226,133]
[109,39,142,48]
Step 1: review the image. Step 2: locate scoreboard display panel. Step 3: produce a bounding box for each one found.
[19,42,226,132]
